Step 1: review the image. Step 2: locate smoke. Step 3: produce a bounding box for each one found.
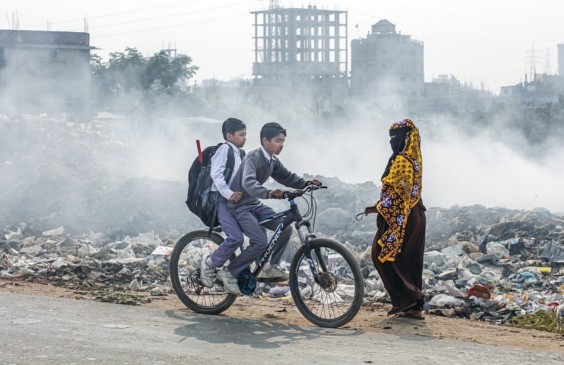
[122,82,564,214]
[421,117,564,212]
[2,53,564,236]
[282,110,564,213]
[184,89,564,214]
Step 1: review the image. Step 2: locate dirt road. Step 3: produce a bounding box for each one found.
[1,279,563,356]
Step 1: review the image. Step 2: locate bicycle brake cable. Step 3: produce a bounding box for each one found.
[300,194,312,218]
[302,191,315,227]
[311,192,317,231]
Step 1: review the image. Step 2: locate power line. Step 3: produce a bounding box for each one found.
[84,0,256,31]
[93,12,249,39]
[26,0,200,27]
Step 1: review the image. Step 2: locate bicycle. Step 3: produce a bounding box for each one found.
[169,185,364,328]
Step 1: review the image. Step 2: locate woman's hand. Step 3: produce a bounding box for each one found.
[364,205,378,215]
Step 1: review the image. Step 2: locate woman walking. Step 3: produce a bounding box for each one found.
[366,118,426,320]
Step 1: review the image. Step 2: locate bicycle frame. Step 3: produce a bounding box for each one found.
[253,197,299,274]
[232,185,329,295]
[253,197,323,282]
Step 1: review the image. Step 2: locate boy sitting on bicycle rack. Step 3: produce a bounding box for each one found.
[200,118,247,295]
[220,122,321,290]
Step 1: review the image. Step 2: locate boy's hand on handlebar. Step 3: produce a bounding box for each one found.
[229,191,243,202]
[268,189,284,199]
[306,179,322,187]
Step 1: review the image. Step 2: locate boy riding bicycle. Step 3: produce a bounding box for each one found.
[216,122,320,294]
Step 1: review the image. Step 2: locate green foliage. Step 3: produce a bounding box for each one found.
[142,50,197,90]
[90,47,199,115]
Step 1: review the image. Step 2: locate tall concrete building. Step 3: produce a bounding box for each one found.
[0,30,91,116]
[351,20,424,99]
[250,5,348,111]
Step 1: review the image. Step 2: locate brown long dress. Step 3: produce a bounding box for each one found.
[371,201,426,311]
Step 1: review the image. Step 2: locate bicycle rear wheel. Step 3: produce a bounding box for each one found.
[169,230,237,314]
[289,238,364,328]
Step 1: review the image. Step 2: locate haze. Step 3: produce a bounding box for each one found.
[1,0,564,216]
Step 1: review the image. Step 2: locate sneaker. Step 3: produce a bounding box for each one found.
[216,268,242,295]
[257,265,289,281]
[200,254,215,288]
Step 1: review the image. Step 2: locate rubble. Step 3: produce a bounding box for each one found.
[1,200,562,332]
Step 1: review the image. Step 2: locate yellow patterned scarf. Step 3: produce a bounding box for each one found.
[376,119,423,263]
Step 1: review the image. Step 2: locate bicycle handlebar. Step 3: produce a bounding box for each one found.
[282,184,327,200]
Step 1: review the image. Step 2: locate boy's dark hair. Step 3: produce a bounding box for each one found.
[260,122,286,144]
[222,118,246,139]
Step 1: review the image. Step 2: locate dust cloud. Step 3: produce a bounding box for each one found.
[1,60,564,235]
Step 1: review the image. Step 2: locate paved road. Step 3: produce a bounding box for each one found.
[0,292,562,365]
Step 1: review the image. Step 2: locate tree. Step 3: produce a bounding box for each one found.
[142,50,198,91]
[90,47,199,115]
[106,47,145,95]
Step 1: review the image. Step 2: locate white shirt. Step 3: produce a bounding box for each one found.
[210,141,243,200]
[260,146,276,165]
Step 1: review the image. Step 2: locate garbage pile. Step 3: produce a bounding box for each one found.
[354,206,564,333]
[0,224,172,295]
[1,203,563,332]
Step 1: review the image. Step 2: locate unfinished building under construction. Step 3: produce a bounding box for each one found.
[250,5,348,111]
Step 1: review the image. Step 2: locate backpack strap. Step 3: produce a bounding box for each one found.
[207,202,218,237]
[223,143,237,184]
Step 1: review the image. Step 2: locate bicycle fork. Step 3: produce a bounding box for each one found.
[295,221,327,285]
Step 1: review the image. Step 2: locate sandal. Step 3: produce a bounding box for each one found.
[387,302,417,316]
[397,310,425,320]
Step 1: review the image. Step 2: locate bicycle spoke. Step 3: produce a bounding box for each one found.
[292,242,361,325]
[170,231,237,314]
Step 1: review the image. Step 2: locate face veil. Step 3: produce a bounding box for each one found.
[381,126,409,179]
[375,119,423,263]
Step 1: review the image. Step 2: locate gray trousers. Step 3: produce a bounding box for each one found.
[227,201,293,277]
[209,193,244,268]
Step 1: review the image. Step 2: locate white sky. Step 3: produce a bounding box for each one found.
[3,0,564,93]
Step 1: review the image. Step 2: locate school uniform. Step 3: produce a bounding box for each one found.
[227,147,307,277]
[208,141,244,267]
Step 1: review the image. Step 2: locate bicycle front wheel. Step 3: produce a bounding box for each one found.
[169,230,237,315]
[289,238,364,328]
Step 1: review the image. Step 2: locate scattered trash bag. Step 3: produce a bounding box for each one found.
[467,283,491,300]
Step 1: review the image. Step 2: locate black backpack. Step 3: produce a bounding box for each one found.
[186,142,244,227]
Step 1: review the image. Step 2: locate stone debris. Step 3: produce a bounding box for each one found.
[355,206,564,331]
[0,225,174,300]
[1,201,562,331]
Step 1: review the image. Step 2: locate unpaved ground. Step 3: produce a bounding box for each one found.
[1,279,563,354]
